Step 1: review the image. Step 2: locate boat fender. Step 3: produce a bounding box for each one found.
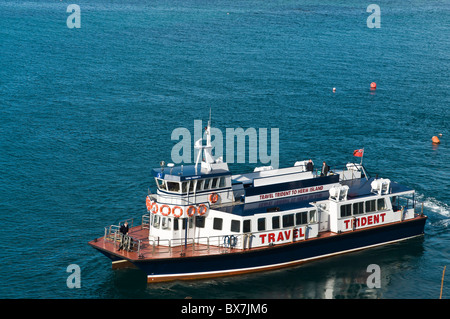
[223,235,230,247]
[186,206,196,217]
[172,206,183,218]
[160,205,171,216]
[223,235,237,248]
[209,192,219,204]
[229,235,237,247]
[198,204,207,216]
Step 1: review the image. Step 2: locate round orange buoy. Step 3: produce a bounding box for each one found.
[172,206,183,218]
[432,136,440,144]
[197,204,207,216]
[160,205,171,216]
[186,205,196,217]
[370,82,377,90]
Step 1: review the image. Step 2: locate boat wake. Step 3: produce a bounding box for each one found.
[417,194,450,227]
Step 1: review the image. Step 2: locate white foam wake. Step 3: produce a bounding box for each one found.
[416,194,450,227]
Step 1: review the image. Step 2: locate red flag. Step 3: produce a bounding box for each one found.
[353,149,364,157]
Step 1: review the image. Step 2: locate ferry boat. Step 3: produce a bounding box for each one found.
[88,120,427,283]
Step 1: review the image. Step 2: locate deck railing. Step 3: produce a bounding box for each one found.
[103,218,143,254]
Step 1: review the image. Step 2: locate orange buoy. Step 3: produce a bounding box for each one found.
[370,82,377,90]
[432,136,440,144]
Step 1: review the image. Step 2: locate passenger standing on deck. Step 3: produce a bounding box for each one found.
[306,159,314,172]
[118,222,129,251]
[321,161,330,177]
[120,222,129,236]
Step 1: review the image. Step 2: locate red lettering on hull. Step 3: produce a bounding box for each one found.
[259,228,304,245]
[344,213,388,230]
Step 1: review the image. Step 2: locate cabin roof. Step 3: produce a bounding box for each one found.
[152,164,231,182]
[215,177,413,217]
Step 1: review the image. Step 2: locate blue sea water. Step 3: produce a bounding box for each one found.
[0,0,449,299]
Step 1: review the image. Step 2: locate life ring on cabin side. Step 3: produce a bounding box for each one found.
[145,196,152,211]
[151,203,158,214]
[160,205,171,216]
[223,235,237,248]
[209,192,219,204]
[197,204,207,216]
[186,205,196,217]
[172,206,183,218]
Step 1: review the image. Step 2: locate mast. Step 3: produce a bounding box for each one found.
[194,109,215,174]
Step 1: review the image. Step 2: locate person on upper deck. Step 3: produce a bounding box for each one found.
[321,161,330,177]
[120,222,129,236]
[306,159,314,172]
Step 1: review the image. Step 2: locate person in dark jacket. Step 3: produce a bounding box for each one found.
[120,222,129,235]
[118,222,130,251]
[306,159,314,172]
[321,161,330,177]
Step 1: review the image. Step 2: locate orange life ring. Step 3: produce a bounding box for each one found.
[186,205,196,217]
[198,204,207,216]
[209,193,219,204]
[145,196,152,211]
[160,205,171,216]
[172,206,183,218]
[151,203,158,214]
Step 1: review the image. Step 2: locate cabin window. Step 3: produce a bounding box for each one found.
[204,179,211,190]
[340,204,352,217]
[156,179,166,190]
[213,218,223,230]
[377,198,386,210]
[365,200,376,213]
[153,215,160,228]
[309,210,317,223]
[283,214,294,227]
[231,220,240,232]
[181,182,188,193]
[173,218,179,231]
[182,218,193,230]
[161,217,171,230]
[196,179,204,191]
[272,216,280,229]
[219,177,226,188]
[353,202,364,215]
[188,181,195,193]
[195,216,205,228]
[258,218,266,231]
[243,220,251,233]
[212,177,219,188]
[295,211,308,225]
[167,182,180,193]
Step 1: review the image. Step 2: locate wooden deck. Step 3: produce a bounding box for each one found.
[88,225,237,263]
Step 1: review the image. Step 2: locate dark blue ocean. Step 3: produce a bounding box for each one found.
[0,0,449,299]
